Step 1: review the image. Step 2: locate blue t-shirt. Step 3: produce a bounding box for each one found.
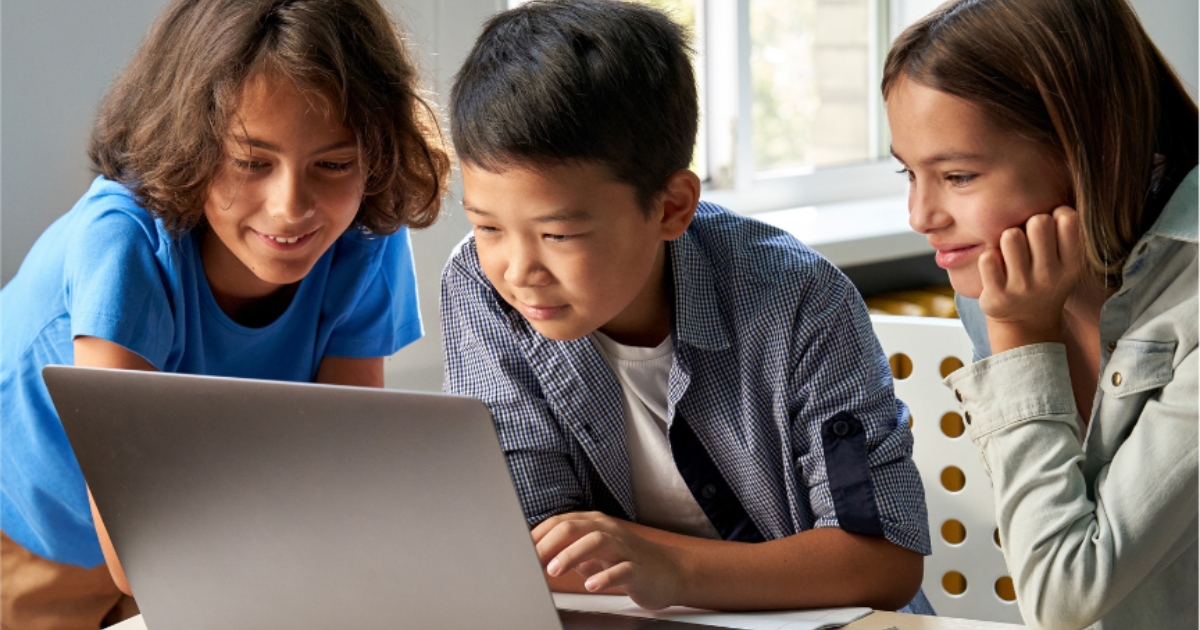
[0,176,422,567]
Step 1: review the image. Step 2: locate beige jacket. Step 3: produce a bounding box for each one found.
[947,167,1198,630]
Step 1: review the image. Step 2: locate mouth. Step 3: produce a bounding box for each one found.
[516,301,568,321]
[254,228,319,251]
[933,243,982,269]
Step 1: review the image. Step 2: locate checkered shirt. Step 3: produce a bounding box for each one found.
[441,202,931,556]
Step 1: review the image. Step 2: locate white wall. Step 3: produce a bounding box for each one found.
[0,0,499,392]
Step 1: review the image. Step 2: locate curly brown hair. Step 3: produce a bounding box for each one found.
[89,0,451,236]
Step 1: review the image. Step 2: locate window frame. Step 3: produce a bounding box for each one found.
[698,0,908,214]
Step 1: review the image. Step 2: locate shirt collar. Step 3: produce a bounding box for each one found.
[667,225,732,352]
[1146,165,1198,244]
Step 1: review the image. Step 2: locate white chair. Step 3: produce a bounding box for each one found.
[870,314,1023,624]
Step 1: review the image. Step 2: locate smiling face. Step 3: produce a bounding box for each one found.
[462,161,688,345]
[887,76,1072,299]
[201,72,364,303]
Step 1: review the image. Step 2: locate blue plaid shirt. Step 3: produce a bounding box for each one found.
[441,202,931,560]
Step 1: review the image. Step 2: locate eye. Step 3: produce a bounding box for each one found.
[946,173,977,186]
[318,160,356,173]
[543,233,577,243]
[895,167,915,182]
[231,158,268,173]
[473,225,500,235]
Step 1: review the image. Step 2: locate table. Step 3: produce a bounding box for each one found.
[110,609,1025,629]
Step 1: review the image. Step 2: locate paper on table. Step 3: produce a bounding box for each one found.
[553,593,873,630]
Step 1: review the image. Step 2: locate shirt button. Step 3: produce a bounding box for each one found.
[955,389,963,403]
[1106,341,1117,352]
[964,411,972,425]
[1112,372,1123,387]
[700,483,717,499]
[832,419,851,437]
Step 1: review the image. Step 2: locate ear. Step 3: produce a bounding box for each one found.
[656,169,701,241]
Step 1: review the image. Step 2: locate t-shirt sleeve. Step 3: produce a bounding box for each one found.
[62,205,176,370]
[323,227,423,358]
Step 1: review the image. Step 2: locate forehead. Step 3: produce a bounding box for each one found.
[461,160,640,219]
[886,76,1000,154]
[227,71,344,134]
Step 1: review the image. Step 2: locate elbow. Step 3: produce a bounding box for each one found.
[860,546,924,611]
[109,561,133,596]
[1021,596,1106,630]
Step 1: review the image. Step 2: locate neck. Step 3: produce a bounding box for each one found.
[597,242,672,347]
[200,230,294,327]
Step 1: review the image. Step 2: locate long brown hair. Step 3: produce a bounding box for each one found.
[89,0,451,236]
[883,0,1198,282]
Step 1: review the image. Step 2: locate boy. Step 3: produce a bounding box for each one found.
[442,0,932,613]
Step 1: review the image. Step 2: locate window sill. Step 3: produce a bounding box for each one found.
[749,194,932,268]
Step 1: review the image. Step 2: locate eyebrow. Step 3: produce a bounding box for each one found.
[236,138,357,156]
[890,147,987,166]
[462,204,593,223]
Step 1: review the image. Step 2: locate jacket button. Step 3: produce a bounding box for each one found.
[1106,341,1117,352]
[955,389,963,402]
[964,411,972,425]
[1112,372,1123,387]
[700,483,717,499]
[832,419,851,437]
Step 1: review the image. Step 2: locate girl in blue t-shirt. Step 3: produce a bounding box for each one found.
[0,0,450,625]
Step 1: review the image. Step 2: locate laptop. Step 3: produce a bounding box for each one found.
[44,366,705,629]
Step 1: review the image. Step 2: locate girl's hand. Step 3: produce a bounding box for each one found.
[977,206,1083,353]
[533,511,685,610]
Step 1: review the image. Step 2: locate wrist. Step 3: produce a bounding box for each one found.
[985,317,1061,354]
[668,544,700,606]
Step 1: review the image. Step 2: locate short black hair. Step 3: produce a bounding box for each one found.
[450,0,697,210]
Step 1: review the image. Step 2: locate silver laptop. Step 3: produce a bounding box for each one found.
[45,366,698,629]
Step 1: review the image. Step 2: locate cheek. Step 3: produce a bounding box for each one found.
[319,180,364,224]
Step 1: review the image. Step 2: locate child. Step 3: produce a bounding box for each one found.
[442,0,932,613]
[0,0,450,626]
[884,0,1197,627]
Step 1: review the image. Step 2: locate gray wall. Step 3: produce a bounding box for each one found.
[2,0,1197,391]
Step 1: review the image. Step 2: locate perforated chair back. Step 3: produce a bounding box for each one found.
[869,314,1022,624]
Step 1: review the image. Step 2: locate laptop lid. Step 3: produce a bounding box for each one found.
[45,366,563,630]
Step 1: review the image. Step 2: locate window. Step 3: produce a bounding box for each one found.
[642,0,906,213]
[510,0,908,213]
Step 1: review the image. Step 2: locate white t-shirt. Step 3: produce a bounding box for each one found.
[589,331,720,540]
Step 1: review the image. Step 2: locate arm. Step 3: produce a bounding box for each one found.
[536,512,921,610]
[74,335,157,597]
[951,345,1197,629]
[539,259,927,611]
[954,208,1199,628]
[315,356,384,387]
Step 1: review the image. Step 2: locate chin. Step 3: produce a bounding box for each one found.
[527,320,591,342]
[253,261,317,288]
[947,272,982,300]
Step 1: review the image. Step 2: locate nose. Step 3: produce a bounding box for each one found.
[503,239,550,288]
[907,180,950,235]
[267,166,317,223]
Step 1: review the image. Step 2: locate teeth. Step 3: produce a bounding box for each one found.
[270,235,300,244]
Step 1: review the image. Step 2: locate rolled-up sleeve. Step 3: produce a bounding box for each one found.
[946,342,1198,629]
[790,267,931,556]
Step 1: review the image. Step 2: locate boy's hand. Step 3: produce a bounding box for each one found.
[533,511,685,610]
[978,206,1083,353]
